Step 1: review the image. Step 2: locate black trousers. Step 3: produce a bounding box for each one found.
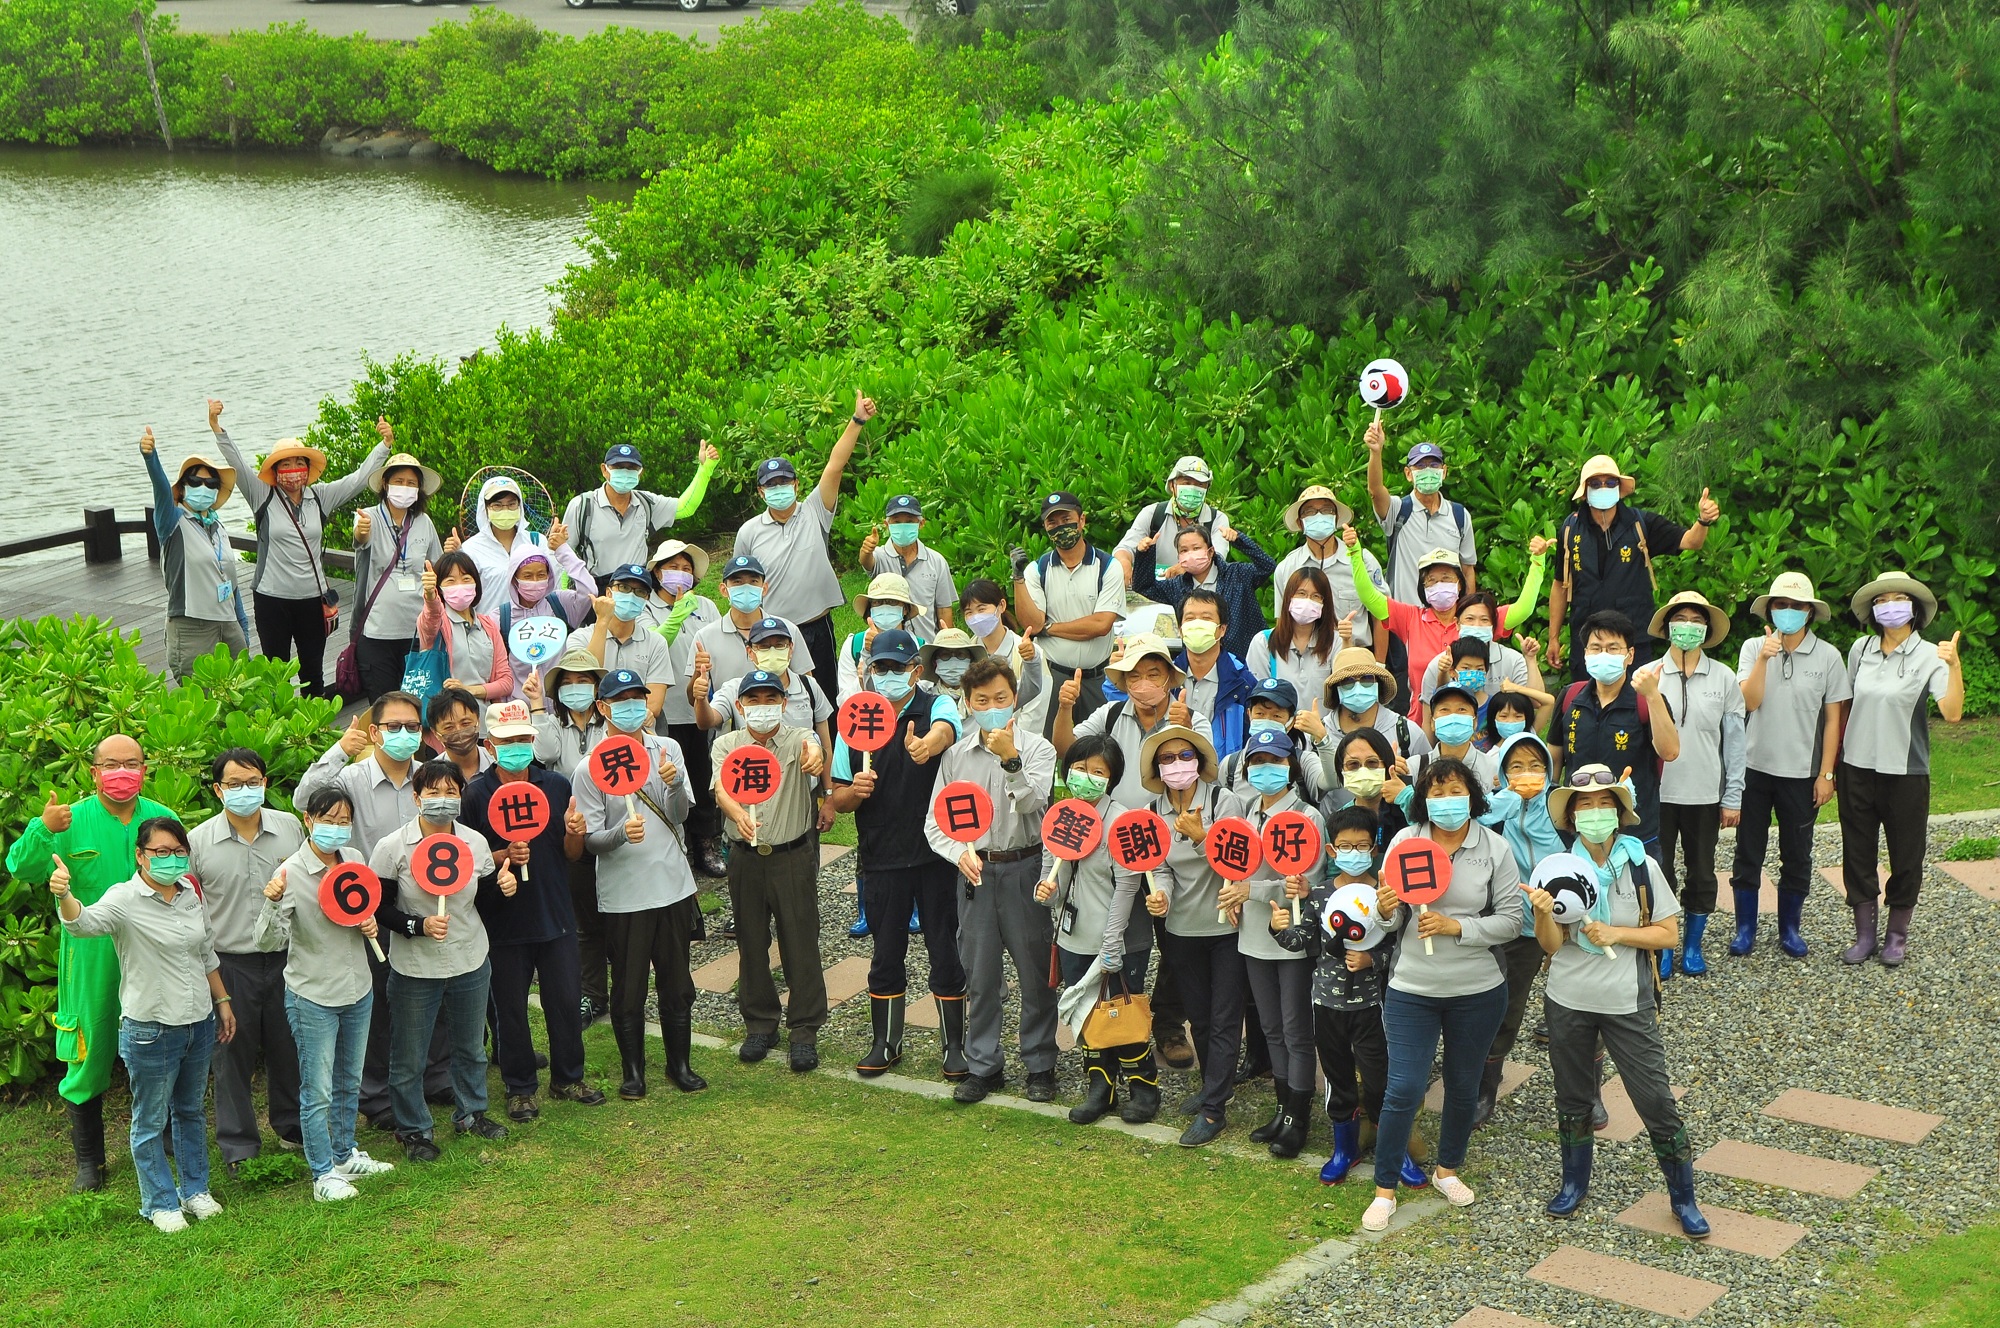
[489,936,586,1096]
[568,856,608,1008]
[255,591,330,695]
[212,951,300,1160]
[864,863,966,997]
[356,635,412,702]
[359,947,452,1118]
[1730,768,1817,896]
[1159,930,1245,1118]
[1546,997,1687,1158]
[603,897,700,1026]
[668,721,720,844]
[1146,914,1186,1029]
[1315,1004,1389,1122]
[1487,934,1548,1063]
[798,614,839,710]
[1836,763,1930,909]
[1042,662,1107,739]
[1660,801,1722,914]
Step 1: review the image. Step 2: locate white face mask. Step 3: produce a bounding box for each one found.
[385,484,419,510]
[743,703,785,732]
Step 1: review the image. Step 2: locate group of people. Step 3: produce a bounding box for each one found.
[17,396,1966,1235]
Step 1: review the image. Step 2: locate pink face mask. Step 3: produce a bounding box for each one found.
[441,583,478,611]
[1179,550,1213,577]
[1424,582,1459,612]
[1158,755,1201,790]
[97,768,144,803]
[1288,597,1323,624]
[1125,679,1169,709]
[515,574,551,605]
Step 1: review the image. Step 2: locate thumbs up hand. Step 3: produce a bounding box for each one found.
[1292,697,1328,742]
[48,855,71,899]
[443,527,462,555]
[375,416,393,446]
[263,866,288,902]
[1697,487,1720,524]
[353,509,372,542]
[1167,690,1191,728]
[41,791,72,833]
[422,561,438,602]
[338,710,371,760]
[565,797,588,836]
[1939,631,1962,668]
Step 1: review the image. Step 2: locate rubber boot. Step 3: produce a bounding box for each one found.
[1840,901,1879,965]
[613,1015,646,1100]
[1881,906,1914,967]
[1069,1051,1117,1125]
[1471,1056,1504,1129]
[1589,1052,1609,1131]
[908,901,922,935]
[1545,1113,1593,1217]
[936,993,969,1081]
[846,874,870,939]
[1320,1109,1362,1184]
[856,993,904,1078]
[1401,1122,1431,1187]
[1268,1085,1309,1159]
[1249,1078,1289,1144]
[664,1009,708,1093]
[1681,912,1710,975]
[1776,890,1808,959]
[1658,941,1675,981]
[1659,1156,1712,1236]
[67,1096,106,1193]
[1728,887,1759,956]
[1117,1044,1161,1124]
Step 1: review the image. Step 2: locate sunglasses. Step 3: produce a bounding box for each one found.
[1568,770,1620,788]
[182,478,219,490]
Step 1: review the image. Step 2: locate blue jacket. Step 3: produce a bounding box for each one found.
[1174,647,1258,758]
[1132,530,1277,661]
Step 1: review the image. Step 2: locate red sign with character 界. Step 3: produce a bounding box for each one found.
[933,781,995,844]
[589,734,653,797]
[721,745,782,805]
[1040,798,1104,862]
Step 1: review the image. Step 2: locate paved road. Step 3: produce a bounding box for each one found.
[160,0,910,42]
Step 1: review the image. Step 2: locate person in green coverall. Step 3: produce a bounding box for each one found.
[7,734,175,1191]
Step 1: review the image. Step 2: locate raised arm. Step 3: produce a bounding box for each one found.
[673,441,721,522]
[319,421,392,509]
[817,392,875,513]
[141,430,181,539]
[1364,419,1392,521]
[207,401,270,509]
[1501,542,1549,631]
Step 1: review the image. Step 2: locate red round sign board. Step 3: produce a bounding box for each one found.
[319,862,383,926]
[1385,836,1453,906]
[486,780,551,844]
[836,692,898,753]
[932,781,995,844]
[1202,815,1263,882]
[720,745,783,806]
[1107,808,1172,873]
[1040,798,1104,862]
[589,734,653,797]
[413,832,474,897]
[1261,811,1323,876]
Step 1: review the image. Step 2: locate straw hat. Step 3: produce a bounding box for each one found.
[369,451,442,496]
[1750,571,1831,624]
[1546,764,1640,832]
[173,455,236,509]
[1849,571,1937,631]
[1647,590,1730,649]
[1104,634,1185,689]
[1282,484,1354,533]
[258,439,327,487]
[1324,646,1398,706]
[853,572,917,620]
[1138,725,1219,795]
[647,537,711,584]
[1569,454,1636,502]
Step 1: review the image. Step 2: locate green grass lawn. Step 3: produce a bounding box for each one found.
[0,1016,1359,1328]
[1823,1223,2000,1327]
[1816,715,2000,824]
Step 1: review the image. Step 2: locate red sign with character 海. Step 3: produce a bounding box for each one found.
[720,745,782,805]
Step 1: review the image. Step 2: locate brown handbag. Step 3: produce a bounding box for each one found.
[1081,975,1153,1050]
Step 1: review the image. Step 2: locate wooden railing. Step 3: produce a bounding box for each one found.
[0,506,355,574]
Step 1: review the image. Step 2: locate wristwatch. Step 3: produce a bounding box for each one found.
[1818,772,1836,782]
[1698,517,1717,527]
[851,413,868,426]
[1000,756,1023,773]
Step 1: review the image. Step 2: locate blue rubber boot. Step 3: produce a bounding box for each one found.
[1728,888,1759,956]
[1659,1156,1712,1237]
[1545,1114,1593,1217]
[1320,1110,1362,1184]
[1658,945,1675,981]
[1776,890,1808,959]
[1399,1152,1429,1188]
[846,873,871,939]
[1681,913,1709,975]
[908,901,922,935]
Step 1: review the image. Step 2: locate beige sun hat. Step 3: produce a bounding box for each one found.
[853,572,917,620]
[1647,590,1730,649]
[1569,454,1637,502]
[1324,646,1398,706]
[1104,633,1186,690]
[370,451,442,496]
[1546,763,1640,832]
[257,439,328,487]
[919,628,988,680]
[647,537,711,584]
[1283,484,1355,533]
[1138,725,1219,795]
[1750,571,1831,624]
[548,644,607,680]
[173,455,237,510]
[1849,571,1938,631]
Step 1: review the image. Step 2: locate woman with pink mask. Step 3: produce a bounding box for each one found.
[416,552,515,707]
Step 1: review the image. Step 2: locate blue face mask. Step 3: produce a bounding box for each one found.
[607,467,642,494]
[1426,795,1471,830]
[727,584,764,614]
[869,606,905,632]
[874,669,913,700]
[380,729,424,762]
[558,684,597,713]
[310,823,352,852]
[612,591,647,622]
[1458,624,1492,644]
[935,659,970,687]
[1249,717,1288,737]
[1586,485,1621,511]
[183,485,218,512]
[147,853,191,886]
[220,784,266,817]
[887,521,921,547]
[1770,607,1810,636]
[608,699,650,733]
[1454,668,1488,693]
[1337,681,1379,715]
[494,742,535,772]
[763,485,796,512]
[973,705,1016,732]
[1301,514,1340,543]
[1434,713,1478,746]
[1585,651,1628,685]
[1333,848,1374,878]
[1496,718,1528,739]
[1246,762,1291,795]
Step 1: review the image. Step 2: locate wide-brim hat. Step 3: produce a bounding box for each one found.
[1547,764,1641,831]
[1849,571,1938,630]
[1647,591,1730,648]
[371,451,442,496]
[1283,484,1354,533]
[1138,725,1219,794]
[258,439,327,486]
[853,572,917,619]
[1569,454,1636,502]
[174,455,236,510]
[919,628,988,677]
[648,537,710,583]
[1104,634,1185,689]
[1325,646,1398,706]
[548,645,608,679]
[1750,571,1831,624]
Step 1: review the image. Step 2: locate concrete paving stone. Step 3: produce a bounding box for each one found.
[1615,1192,1810,1258]
[1696,1138,1879,1199]
[1526,1245,1728,1320]
[1761,1087,1942,1144]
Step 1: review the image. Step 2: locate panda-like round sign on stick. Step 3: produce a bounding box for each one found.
[1359,357,1410,421]
[1323,881,1386,952]
[1529,852,1614,958]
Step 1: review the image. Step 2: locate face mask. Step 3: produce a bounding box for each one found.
[1173,485,1206,515]
[1333,848,1374,878]
[973,704,1016,733]
[385,484,419,510]
[1574,806,1622,844]
[558,684,597,713]
[494,742,535,772]
[874,670,913,701]
[1770,607,1810,636]
[727,584,764,614]
[935,659,970,687]
[1302,514,1340,543]
[887,521,921,547]
[607,468,642,495]
[965,610,1001,638]
[1873,600,1914,629]
[608,699,650,732]
[1180,620,1221,654]
[1047,523,1082,551]
[1250,716,1288,737]
[97,768,145,802]
[1454,668,1487,693]
[1158,755,1201,790]
[420,796,460,824]
[1247,762,1292,795]
[1337,681,1378,715]
[1586,485,1621,511]
[658,569,695,596]
[1434,713,1478,746]
[487,507,521,531]
[1411,468,1445,495]
[146,853,191,886]
[762,485,796,511]
[515,575,551,605]
[379,729,424,762]
[1426,795,1471,830]
[869,606,906,632]
[441,583,477,612]
[1288,597,1322,624]
[1458,623,1492,644]
[1065,770,1107,802]
[183,485,218,513]
[1343,766,1385,798]
[1496,718,1528,740]
[1507,770,1547,799]
[743,703,785,732]
[440,729,480,755]
[1585,651,1628,684]
[310,823,353,852]
[1667,621,1707,651]
[1179,550,1213,577]
[1423,582,1459,612]
[220,785,266,817]
[613,591,647,622]
[753,646,790,673]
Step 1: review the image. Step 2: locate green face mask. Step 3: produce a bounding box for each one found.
[1066,771,1108,802]
[1667,621,1708,652]
[1173,485,1206,515]
[1411,468,1445,495]
[1574,807,1622,844]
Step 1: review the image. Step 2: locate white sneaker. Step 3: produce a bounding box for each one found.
[1361,1196,1397,1232]
[1435,1174,1477,1207]
[149,1209,190,1234]
[333,1149,395,1179]
[313,1174,359,1203]
[181,1192,224,1221]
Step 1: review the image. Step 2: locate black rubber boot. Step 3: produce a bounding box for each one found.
[1117,1043,1161,1124]
[664,1010,708,1093]
[1268,1085,1310,1159]
[613,1015,647,1100]
[1546,1113,1593,1217]
[1471,1055,1504,1129]
[67,1096,106,1193]
[936,993,969,1082]
[1069,1051,1117,1125]
[1249,1078,1289,1144]
[856,993,905,1078]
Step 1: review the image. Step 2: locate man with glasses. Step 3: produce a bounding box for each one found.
[7,735,174,1192]
[1547,455,1722,681]
[1013,491,1126,737]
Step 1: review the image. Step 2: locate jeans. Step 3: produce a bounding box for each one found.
[285,990,372,1179]
[1373,982,1508,1189]
[119,1013,217,1218]
[387,961,492,1135]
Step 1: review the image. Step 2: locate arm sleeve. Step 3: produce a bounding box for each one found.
[552,538,597,596]
[1023,563,1048,615]
[60,891,122,939]
[5,818,56,879]
[661,741,691,822]
[1113,507,1155,560]
[670,457,719,523]
[212,429,271,511]
[1094,563,1127,616]
[297,744,353,803]
[1502,552,1547,631]
[837,640,861,705]
[1003,742,1053,815]
[1352,552,1390,620]
[482,619,516,697]
[416,596,444,649]
[1645,511,1690,557]
[1456,835,1527,946]
[320,442,390,510]
[1720,708,1747,810]
[144,449,182,539]
[1103,865,1142,956]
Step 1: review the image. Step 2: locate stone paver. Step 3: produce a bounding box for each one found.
[1449,1310,1560,1328]
[820,843,853,869]
[1527,1245,1727,1320]
[1615,1192,1810,1258]
[1761,1087,1942,1144]
[1696,1138,1879,1198]
[1596,1077,1687,1145]
[1817,865,1886,893]
[1937,859,2000,902]
[1425,1060,1535,1113]
[820,955,872,1007]
[905,995,940,1029]
[1712,872,1779,914]
[690,942,779,994]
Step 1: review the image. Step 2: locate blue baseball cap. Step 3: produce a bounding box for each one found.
[722,554,766,581]
[866,628,921,665]
[603,443,643,467]
[1249,678,1299,712]
[1244,727,1295,757]
[1404,442,1446,466]
[1430,683,1480,711]
[886,494,923,518]
[607,563,651,588]
[597,668,647,699]
[748,617,792,644]
[756,458,797,486]
[740,669,787,697]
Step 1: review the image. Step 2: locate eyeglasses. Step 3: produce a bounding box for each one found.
[140,845,187,860]
[377,722,422,735]
[1568,770,1619,788]
[217,778,265,791]
[1585,477,1621,490]
[93,759,144,772]
[868,663,911,676]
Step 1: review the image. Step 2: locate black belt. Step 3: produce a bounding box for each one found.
[748,832,811,858]
[1046,662,1107,680]
[978,846,1039,864]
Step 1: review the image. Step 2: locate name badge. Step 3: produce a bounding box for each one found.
[1059,902,1078,936]
[394,574,418,593]
[218,582,233,603]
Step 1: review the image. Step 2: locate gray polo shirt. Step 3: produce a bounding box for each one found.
[1546,853,1679,1016]
[1658,652,1748,807]
[354,506,445,643]
[712,726,818,846]
[1044,798,1147,958]
[1235,791,1325,961]
[869,543,958,638]
[1114,500,1237,571]
[573,731,696,913]
[187,809,305,955]
[1843,635,1951,777]
[1149,783,1248,938]
[564,623,677,689]
[297,746,420,860]
[1072,699,1215,808]
[1416,643,1531,702]
[1272,544,1388,647]
[160,509,244,624]
[925,726,1059,857]
[532,708,604,774]
[733,492,844,624]
[561,486,684,579]
[256,844,373,1009]
[62,875,220,1027]
[692,614,813,690]
[215,430,387,600]
[1376,494,1478,602]
[1736,632,1852,779]
[707,672,832,736]
[1024,546,1125,671]
[369,818,498,980]
[1379,822,1523,998]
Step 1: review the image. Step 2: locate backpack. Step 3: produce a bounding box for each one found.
[1559,681,1665,779]
[1630,854,1666,1017]
[498,599,581,647]
[573,489,666,575]
[1144,500,1217,550]
[1384,494,1469,585]
[1032,547,1115,603]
